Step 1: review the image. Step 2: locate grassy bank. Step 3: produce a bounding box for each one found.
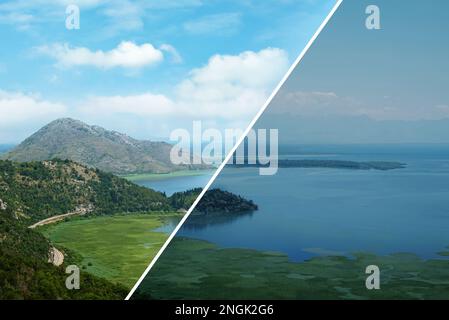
[134,238,449,300]
[122,169,214,182]
[41,214,179,289]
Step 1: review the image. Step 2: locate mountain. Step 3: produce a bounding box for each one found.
[2,118,198,175]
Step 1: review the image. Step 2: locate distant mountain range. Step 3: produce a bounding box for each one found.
[1,118,202,175]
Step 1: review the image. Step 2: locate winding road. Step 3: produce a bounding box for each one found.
[28,207,90,229]
[28,206,92,266]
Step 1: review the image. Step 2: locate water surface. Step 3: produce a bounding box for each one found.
[171,145,449,261]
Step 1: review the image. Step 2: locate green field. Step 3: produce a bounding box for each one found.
[135,238,449,300]
[122,169,214,182]
[41,214,178,289]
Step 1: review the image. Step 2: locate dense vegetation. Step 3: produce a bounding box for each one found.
[0,159,170,224]
[229,159,406,170]
[0,215,127,299]
[170,188,258,213]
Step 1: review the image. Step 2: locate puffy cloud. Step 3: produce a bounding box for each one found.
[37,41,165,69]
[174,48,289,118]
[1,48,290,142]
[76,47,290,120]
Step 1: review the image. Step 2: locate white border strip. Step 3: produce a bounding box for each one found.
[125,0,343,300]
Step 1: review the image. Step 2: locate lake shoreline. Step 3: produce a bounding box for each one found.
[122,169,215,182]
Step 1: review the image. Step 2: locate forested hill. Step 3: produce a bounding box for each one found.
[170,188,258,214]
[0,159,171,224]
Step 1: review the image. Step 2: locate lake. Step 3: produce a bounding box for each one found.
[158,144,449,262]
[133,171,213,196]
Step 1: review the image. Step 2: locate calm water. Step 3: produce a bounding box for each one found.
[134,172,213,196]
[164,145,449,261]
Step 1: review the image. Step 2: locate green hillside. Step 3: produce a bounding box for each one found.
[0,159,170,224]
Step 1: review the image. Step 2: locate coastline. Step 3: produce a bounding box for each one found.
[122,169,215,182]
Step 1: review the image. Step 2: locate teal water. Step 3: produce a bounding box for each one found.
[166,145,449,262]
[134,172,213,196]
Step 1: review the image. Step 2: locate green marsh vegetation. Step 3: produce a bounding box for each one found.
[41,214,180,288]
[134,238,449,300]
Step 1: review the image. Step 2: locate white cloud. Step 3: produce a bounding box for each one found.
[77,47,289,120]
[0,90,85,143]
[174,48,289,118]
[0,91,66,128]
[37,41,165,69]
[0,48,289,142]
[183,12,242,35]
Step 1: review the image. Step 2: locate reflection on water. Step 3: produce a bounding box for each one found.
[183,212,256,231]
[153,211,255,234]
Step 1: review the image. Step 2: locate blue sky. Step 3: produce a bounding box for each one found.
[0,0,335,143]
[258,0,449,144]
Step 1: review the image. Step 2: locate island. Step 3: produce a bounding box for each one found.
[229,159,406,171]
[170,188,258,214]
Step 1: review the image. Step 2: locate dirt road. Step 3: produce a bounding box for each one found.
[28,205,92,229]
